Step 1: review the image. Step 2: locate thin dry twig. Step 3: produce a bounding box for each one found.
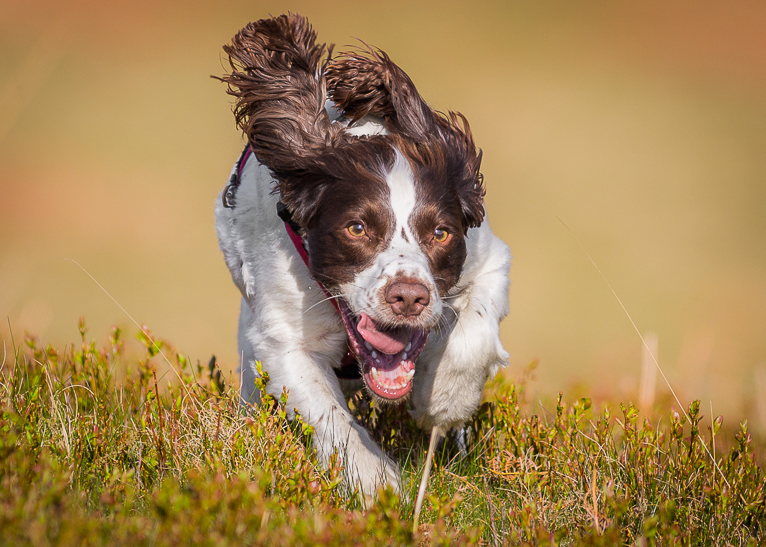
[483,472,499,547]
[413,425,440,533]
[557,217,731,489]
[65,259,198,405]
[590,467,600,533]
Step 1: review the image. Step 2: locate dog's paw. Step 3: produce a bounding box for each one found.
[329,422,401,498]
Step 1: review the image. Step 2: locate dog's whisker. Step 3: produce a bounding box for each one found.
[304,293,345,314]
[442,300,457,310]
[310,271,361,287]
[435,311,452,333]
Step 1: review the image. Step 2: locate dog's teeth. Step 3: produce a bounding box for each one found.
[405,342,411,352]
[371,367,379,380]
[406,369,415,381]
[371,350,377,358]
[364,341,372,350]
[401,352,407,361]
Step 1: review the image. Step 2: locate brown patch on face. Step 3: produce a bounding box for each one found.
[409,200,467,297]
[305,145,396,289]
[387,135,478,296]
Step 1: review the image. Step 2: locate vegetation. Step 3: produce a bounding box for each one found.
[1,321,764,545]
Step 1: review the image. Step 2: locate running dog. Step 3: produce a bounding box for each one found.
[215,14,510,496]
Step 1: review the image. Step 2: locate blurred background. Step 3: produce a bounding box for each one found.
[2,1,765,430]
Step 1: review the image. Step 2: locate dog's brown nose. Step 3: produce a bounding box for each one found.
[385,281,430,317]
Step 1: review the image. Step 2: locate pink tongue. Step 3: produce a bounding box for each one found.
[356,313,409,355]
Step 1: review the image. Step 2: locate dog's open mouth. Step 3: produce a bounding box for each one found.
[338,300,428,401]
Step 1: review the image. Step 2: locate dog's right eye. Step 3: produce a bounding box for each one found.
[347,223,366,238]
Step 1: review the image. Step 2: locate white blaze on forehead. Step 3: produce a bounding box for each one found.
[386,150,417,239]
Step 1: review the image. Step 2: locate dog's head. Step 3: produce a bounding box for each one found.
[220,14,485,402]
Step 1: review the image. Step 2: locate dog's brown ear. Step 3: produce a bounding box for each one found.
[326,47,435,140]
[218,14,342,225]
[441,112,486,230]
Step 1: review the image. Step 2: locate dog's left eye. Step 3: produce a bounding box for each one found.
[347,223,367,237]
[433,228,450,243]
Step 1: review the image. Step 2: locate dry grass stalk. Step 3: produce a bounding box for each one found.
[638,331,658,415]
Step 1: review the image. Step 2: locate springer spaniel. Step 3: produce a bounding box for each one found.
[215,14,510,496]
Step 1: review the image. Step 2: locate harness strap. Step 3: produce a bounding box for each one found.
[228,145,360,378]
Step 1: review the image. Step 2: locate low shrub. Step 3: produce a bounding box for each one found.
[1,322,763,545]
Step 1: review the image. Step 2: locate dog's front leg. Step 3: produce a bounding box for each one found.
[250,335,400,498]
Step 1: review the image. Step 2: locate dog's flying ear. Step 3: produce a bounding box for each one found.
[440,112,486,231]
[327,49,485,230]
[217,14,341,226]
[326,47,434,139]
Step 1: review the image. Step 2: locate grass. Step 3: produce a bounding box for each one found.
[1,320,765,546]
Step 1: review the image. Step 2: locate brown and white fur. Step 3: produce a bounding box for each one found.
[215,14,510,496]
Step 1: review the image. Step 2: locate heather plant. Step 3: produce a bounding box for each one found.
[1,321,764,546]
[460,386,766,545]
